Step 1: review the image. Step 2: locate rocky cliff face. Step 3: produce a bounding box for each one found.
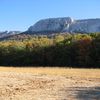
[28,17,100,33]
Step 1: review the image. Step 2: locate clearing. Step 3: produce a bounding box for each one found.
[0,67,100,100]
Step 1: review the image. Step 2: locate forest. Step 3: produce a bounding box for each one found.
[0,33,100,68]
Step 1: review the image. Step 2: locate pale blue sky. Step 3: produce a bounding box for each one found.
[0,0,100,31]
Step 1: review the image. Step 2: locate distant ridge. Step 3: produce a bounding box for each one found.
[27,17,100,34]
[0,31,21,38]
[0,17,100,41]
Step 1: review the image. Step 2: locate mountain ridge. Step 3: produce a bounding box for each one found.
[0,31,21,38]
[0,17,100,41]
[27,17,100,34]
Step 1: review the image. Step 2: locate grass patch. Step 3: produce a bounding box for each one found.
[0,66,100,78]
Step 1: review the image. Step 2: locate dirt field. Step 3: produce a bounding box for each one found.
[0,67,100,100]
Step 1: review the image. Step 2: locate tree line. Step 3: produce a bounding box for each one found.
[0,33,100,68]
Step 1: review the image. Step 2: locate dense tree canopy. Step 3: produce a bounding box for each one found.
[0,33,100,68]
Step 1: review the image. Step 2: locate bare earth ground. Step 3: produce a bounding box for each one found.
[0,67,100,100]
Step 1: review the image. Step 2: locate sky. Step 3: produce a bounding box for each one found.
[0,0,100,31]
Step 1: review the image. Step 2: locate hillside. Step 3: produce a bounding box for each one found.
[0,33,99,67]
[1,17,100,41]
[0,31,21,39]
[28,17,100,34]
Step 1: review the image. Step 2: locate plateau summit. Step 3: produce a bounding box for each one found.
[28,17,100,34]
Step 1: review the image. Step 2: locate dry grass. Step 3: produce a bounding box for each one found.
[0,67,100,100]
[0,66,100,78]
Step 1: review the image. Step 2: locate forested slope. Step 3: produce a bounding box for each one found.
[0,33,99,67]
